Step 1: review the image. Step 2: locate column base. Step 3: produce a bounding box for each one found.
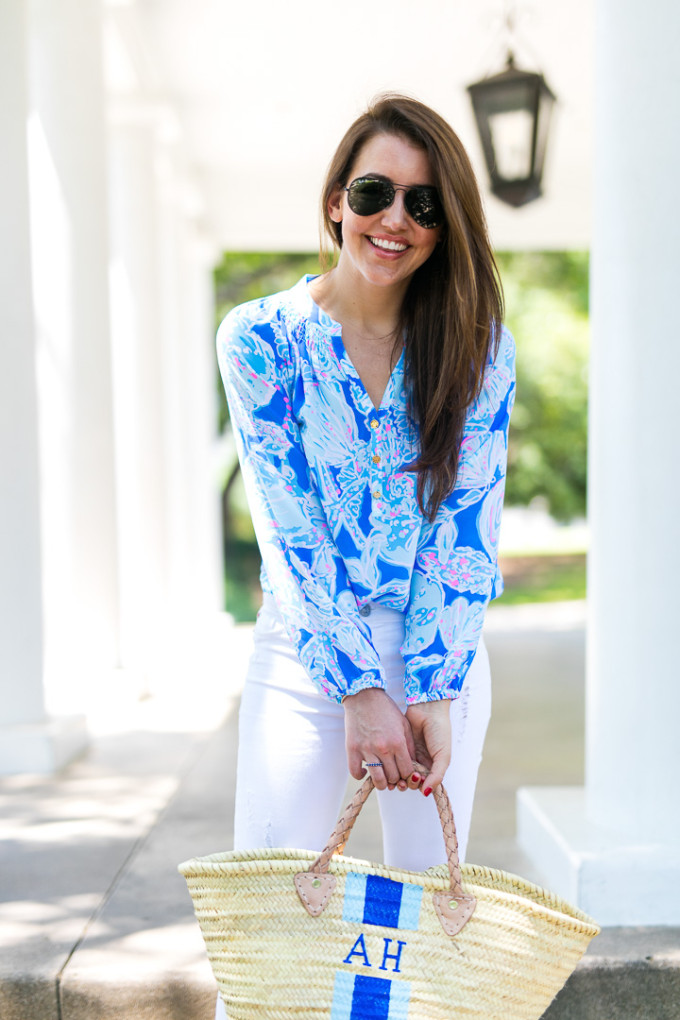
[517,786,680,926]
[0,716,88,775]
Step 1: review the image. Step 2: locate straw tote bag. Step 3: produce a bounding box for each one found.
[179,769,599,1020]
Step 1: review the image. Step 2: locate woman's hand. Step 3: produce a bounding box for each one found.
[343,688,417,791]
[405,700,452,796]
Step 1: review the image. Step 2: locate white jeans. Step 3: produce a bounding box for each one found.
[215,593,491,1020]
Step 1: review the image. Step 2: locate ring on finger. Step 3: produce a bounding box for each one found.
[364,762,383,768]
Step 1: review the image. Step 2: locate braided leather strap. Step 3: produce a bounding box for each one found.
[294,763,476,936]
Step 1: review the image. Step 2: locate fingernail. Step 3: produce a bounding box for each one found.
[411,772,420,782]
[423,787,432,797]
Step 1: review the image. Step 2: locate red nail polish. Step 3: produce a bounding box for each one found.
[423,787,432,797]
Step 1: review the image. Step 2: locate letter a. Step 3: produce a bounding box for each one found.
[343,933,372,968]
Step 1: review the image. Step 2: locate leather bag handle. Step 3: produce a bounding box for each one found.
[294,763,476,936]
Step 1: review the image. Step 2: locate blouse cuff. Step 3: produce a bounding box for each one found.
[336,673,385,705]
[404,687,461,707]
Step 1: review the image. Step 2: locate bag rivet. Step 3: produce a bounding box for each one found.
[312,878,321,888]
[449,899,458,910]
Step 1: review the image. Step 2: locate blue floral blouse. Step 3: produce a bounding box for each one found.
[217,275,516,705]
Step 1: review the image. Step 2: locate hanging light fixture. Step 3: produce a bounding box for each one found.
[467,50,557,208]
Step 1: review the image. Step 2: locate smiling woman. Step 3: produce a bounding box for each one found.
[212,93,515,1020]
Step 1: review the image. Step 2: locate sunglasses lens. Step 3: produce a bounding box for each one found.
[405,187,443,229]
[346,178,444,228]
[347,179,393,216]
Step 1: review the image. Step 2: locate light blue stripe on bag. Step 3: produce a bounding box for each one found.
[386,976,411,1019]
[343,873,368,925]
[330,971,355,1020]
[397,881,423,930]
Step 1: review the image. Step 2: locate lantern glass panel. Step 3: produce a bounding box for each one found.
[487,109,534,180]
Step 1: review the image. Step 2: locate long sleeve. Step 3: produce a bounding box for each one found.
[217,302,386,702]
[401,325,516,704]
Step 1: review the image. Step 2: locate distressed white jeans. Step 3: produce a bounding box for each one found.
[214,593,491,1020]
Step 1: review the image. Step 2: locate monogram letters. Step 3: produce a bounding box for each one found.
[342,934,407,974]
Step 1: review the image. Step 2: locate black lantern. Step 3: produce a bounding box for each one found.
[467,53,556,207]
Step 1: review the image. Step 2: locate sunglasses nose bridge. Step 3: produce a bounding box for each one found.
[380,185,409,225]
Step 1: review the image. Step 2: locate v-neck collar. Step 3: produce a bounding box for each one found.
[299,275,404,412]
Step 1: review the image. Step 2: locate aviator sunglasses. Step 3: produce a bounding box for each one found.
[344,176,444,230]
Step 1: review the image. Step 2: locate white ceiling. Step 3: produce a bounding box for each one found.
[106,0,593,252]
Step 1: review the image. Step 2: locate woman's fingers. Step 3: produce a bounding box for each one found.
[343,688,419,789]
[401,715,418,765]
[370,759,393,791]
[419,749,449,797]
[393,739,417,787]
[348,748,368,782]
[405,700,452,796]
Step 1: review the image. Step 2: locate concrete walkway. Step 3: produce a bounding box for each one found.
[2,602,678,1020]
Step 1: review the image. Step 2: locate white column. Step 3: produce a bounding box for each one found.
[28,0,120,719]
[147,144,224,697]
[517,0,680,925]
[108,110,169,680]
[0,0,85,774]
[157,160,222,618]
[182,234,223,616]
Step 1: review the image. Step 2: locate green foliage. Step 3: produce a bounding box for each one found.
[224,536,262,623]
[497,252,589,521]
[499,553,586,605]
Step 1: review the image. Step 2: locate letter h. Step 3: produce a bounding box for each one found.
[379,938,406,973]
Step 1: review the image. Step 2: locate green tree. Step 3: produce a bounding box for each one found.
[497,252,589,521]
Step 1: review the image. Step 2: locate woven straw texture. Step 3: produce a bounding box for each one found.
[180,844,599,1019]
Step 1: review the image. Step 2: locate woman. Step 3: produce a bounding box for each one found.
[214,92,515,1019]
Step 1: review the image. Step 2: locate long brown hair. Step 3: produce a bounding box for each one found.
[320,93,504,521]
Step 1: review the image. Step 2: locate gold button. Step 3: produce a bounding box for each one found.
[373,490,381,499]
[372,455,381,465]
[370,419,379,430]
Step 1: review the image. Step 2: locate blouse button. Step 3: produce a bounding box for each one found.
[359,604,372,617]
[369,418,379,430]
[373,490,381,499]
[372,454,381,465]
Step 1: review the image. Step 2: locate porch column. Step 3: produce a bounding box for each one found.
[28,0,120,721]
[108,108,169,680]
[517,0,680,924]
[148,145,224,697]
[0,0,85,773]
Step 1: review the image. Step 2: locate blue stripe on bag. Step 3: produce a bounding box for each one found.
[331,971,411,1020]
[364,875,402,928]
[343,873,423,931]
